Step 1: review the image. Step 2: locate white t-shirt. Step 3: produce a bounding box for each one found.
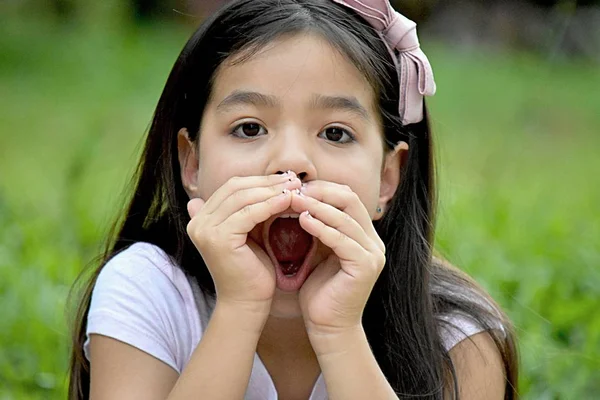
[84,242,488,400]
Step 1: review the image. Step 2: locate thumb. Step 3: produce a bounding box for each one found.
[187,197,205,218]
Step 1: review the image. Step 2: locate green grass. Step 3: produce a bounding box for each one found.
[1,17,599,399]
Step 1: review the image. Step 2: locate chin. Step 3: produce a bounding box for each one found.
[268,289,304,319]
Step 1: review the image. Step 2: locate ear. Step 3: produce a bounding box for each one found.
[177,128,199,198]
[374,141,409,221]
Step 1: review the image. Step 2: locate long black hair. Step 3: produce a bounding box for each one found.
[69,0,518,398]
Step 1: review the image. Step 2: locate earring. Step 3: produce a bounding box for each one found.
[376,206,382,213]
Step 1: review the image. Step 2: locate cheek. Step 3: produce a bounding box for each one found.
[326,157,382,212]
[196,135,266,200]
[196,154,236,200]
[196,139,230,199]
[355,179,381,215]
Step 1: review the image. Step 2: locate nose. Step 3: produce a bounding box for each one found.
[276,171,308,181]
[267,132,317,183]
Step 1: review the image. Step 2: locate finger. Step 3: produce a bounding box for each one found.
[299,181,383,250]
[203,171,297,215]
[210,179,301,226]
[291,192,377,254]
[298,211,383,279]
[187,197,206,218]
[220,188,293,241]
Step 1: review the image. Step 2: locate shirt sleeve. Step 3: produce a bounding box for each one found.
[438,313,485,351]
[83,243,192,374]
[438,311,507,352]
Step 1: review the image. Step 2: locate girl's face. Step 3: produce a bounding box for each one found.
[181,33,405,318]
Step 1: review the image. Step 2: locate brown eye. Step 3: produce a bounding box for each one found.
[242,123,261,136]
[231,123,266,138]
[319,127,355,144]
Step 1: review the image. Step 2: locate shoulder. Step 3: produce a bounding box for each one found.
[447,331,507,399]
[85,242,205,373]
[430,256,510,347]
[430,257,512,398]
[90,242,197,316]
[98,242,183,284]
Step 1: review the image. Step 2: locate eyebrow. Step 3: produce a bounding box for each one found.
[216,91,280,113]
[309,94,371,122]
[216,90,371,122]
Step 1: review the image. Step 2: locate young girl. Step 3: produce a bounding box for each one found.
[69,0,518,399]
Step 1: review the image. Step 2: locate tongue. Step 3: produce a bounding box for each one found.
[268,218,312,275]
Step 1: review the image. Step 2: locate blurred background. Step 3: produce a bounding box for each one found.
[0,0,599,398]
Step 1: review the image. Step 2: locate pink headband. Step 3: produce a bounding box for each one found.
[331,0,436,125]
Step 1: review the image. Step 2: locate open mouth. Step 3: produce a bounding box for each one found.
[262,212,317,292]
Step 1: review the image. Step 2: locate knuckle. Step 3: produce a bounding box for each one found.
[375,252,386,272]
[240,203,253,217]
[376,238,386,253]
[346,190,359,203]
[342,211,353,224]
[338,187,358,205]
[231,187,246,202]
[186,220,195,237]
[187,222,207,246]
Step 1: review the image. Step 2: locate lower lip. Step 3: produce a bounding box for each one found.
[272,239,317,292]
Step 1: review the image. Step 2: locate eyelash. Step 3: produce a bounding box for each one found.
[230,122,357,144]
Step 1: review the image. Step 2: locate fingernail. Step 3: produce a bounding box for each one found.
[281,189,290,196]
[304,210,312,219]
[285,170,296,181]
[294,189,301,195]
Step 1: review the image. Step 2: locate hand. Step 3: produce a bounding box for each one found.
[186,173,302,315]
[290,181,386,339]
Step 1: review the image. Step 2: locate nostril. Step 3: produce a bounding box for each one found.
[275,171,307,180]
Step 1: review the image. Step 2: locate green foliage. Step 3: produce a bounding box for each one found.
[0,16,598,399]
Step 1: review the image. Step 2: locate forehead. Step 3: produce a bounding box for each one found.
[208,33,378,114]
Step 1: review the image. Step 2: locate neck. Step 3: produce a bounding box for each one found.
[258,316,322,395]
[258,316,315,357]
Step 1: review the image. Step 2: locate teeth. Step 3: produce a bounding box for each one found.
[279,213,300,219]
[285,273,297,278]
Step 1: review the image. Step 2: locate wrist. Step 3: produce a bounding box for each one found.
[213,299,271,336]
[306,323,367,358]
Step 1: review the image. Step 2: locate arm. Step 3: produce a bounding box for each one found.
[167,303,266,400]
[310,328,506,400]
[90,303,266,400]
[309,326,397,400]
[89,173,302,399]
[447,331,506,399]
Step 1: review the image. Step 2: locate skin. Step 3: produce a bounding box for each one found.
[89,33,505,399]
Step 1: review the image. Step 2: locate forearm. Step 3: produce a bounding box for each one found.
[168,302,267,400]
[310,326,398,400]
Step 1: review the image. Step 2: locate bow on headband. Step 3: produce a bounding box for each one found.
[331,0,436,125]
